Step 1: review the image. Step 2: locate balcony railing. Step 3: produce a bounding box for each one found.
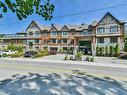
[96,28,120,35]
[0,34,42,39]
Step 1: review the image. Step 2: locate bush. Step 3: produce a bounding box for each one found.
[96,45,99,56]
[2,53,10,57]
[86,56,94,62]
[76,51,83,59]
[90,56,95,62]
[86,56,90,61]
[124,39,127,52]
[99,47,104,56]
[59,48,63,53]
[105,46,108,57]
[65,54,69,60]
[7,44,24,52]
[114,44,120,57]
[11,52,23,58]
[109,46,114,57]
[34,49,49,58]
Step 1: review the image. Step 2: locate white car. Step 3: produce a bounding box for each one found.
[1,50,17,55]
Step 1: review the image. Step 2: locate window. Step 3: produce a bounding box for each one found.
[97,27,105,33]
[97,38,104,43]
[62,39,67,43]
[110,37,118,43]
[35,39,39,44]
[80,31,87,35]
[62,31,68,36]
[35,31,40,36]
[110,26,118,32]
[29,32,33,36]
[80,30,91,35]
[50,39,57,43]
[51,31,57,36]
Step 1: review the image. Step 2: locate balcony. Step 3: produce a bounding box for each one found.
[96,28,121,37]
[75,31,92,37]
[0,33,41,39]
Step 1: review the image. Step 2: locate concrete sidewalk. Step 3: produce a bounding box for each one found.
[1,57,127,69]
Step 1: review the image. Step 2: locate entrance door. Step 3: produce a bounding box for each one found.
[79,41,91,54]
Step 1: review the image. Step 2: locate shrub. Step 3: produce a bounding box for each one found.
[124,39,127,52]
[76,51,83,59]
[114,44,120,57]
[105,46,108,57]
[59,48,63,53]
[86,56,94,62]
[11,52,23,58]
[109,46,114,57]
[2,53,10,57]
[89,56,94,62]
[96,45,99,56]
[99,47,104,56]
[65,54,69,60]
[86,56,90,61]
[7,44,24,52]
[34,49,49,58]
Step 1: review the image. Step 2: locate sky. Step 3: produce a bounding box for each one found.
[0,0,127,34]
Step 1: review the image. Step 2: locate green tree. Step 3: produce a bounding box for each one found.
[96,45,99,56]
[124,38,127,52]
[110,46,114,57]
[114,44,120,57]
[0,0,55,20]
[99,47,104,56]
[105,46,108,57]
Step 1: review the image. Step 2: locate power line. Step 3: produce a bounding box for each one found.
[0,2,127,25]
[53,2,127,19]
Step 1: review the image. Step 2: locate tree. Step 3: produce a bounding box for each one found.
[99,47,104,56]
[96,45,99,56]
[124,38,127,52]
[110,46,114,57]
[0,0,55,20]
[105,46,108,57]
[114,44,120,57]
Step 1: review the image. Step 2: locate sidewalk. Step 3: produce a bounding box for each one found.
[1,57,127,69]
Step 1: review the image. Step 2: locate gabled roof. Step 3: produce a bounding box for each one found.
[26,20,42,32]
[61,25,70,31]
[93,12,125,26]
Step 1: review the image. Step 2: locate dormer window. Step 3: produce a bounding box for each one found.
[51,31,57,36]
[62,31,68,36]
[97,27,105,33]
[110,26,118,32]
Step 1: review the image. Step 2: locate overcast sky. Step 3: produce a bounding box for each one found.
[0,0,127,34]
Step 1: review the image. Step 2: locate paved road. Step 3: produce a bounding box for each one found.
[0,59,127,81]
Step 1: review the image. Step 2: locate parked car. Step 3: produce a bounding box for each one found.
[2,50,17,55]
[24,51,37,57]
[0,50,17,57]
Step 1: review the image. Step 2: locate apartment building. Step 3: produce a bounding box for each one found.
[0,12,125,54]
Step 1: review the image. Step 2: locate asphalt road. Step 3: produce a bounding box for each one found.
[0,59,127,81]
